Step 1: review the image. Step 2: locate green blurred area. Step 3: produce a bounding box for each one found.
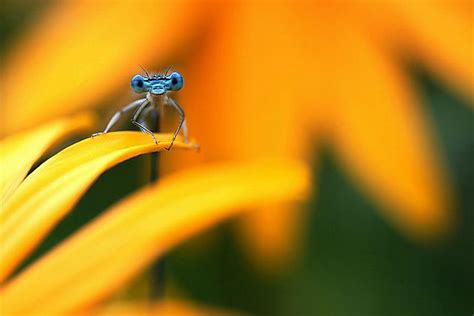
[0,1,51,55]
[2,4,473,316]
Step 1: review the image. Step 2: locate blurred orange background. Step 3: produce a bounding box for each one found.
[1,1,473,315]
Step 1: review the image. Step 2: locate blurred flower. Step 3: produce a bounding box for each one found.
[0,120,309,313]
[1,0,472,272]
[174,0,470,263]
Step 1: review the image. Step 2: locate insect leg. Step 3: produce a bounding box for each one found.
[131,99,159,144]
[137,106,158,133]
[92,98,147,137]
[137,106,160,137]
[166,97,187,150]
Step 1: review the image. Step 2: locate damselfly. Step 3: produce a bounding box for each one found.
[92,69,187,150]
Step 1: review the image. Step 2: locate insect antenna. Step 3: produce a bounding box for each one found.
[163,66,171,77]
[139,65,151,79]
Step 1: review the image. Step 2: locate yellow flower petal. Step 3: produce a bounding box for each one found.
[0,132,196,281]
[237,203,306,273]
[81,300,239,316]
[163,2,314,270]
[0,300,238,316]
[328,25,453,240]
[352,0,474,101]
[0,113,95,206]
[389,0,474,101]
[0,159,310,314]
[1,0,202,136]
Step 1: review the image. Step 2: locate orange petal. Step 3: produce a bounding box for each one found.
[79,300,239,316]
[226,3,329,270]
[393,0,474,101]
[328,24,453,240]
[0,132,197,281]
[163,1,317,270]
[237,203,307,273]
[355,0,474,101]
[0,112,95,206]
[1,0,202,137]
[0,159,310,314]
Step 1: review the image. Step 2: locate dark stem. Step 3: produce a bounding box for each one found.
[148,109,165,298]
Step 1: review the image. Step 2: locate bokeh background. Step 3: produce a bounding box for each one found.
[1,1,473,315]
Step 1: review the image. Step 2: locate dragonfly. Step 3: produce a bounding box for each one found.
[92,69,188,150]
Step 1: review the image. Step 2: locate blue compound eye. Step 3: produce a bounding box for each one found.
[131,74,147,93]
[169,72,184,91]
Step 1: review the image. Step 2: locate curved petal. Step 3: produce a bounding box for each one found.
[0,159,310,314]
[391,0,474,101]
[81,300,239,316]
[0,112,95,206]
[237,202,307,272]
[0,132,197,281]
[1,0,202,136]
[328,25,453,240]
[163,2,315,270]
[354,0,474,101]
